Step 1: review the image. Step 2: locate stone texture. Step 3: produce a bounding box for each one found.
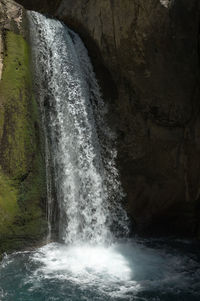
[0,0,47,256]
[13,0,60,15]
[16,0,200,237]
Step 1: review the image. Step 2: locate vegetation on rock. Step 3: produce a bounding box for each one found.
[0,15,47,257]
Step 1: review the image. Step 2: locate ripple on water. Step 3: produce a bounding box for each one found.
[0,239,199,301]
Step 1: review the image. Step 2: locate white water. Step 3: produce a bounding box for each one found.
[30,240,199,297]
[1,239,200,301]
[28,11,129,245]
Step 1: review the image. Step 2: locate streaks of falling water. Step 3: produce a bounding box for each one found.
[28,11,129,245]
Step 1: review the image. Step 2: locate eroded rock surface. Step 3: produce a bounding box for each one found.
[15,0,200,237]
[0,0,47,256]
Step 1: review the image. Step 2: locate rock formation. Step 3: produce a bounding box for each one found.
[0,0,47,257]
[9,0,200,237]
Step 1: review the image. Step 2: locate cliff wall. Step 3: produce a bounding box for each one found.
[0,0,47,257]
[14,0,200,237]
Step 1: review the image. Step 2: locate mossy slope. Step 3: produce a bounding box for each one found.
[0,30,47,256]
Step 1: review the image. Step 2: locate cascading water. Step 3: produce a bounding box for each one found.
[28,11,129,245]
[1,11,200,301]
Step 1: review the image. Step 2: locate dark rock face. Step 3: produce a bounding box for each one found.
[13,0,61,15]
[16,0,200,237]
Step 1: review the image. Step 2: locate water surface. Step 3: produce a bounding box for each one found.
[1,239,199,301]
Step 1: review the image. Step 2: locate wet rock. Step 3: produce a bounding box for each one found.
[0,0,47,256]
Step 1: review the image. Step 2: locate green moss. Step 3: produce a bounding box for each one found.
[0,31,47,256]
[0,168,19,234]
[0,31,34,179]
[0,106,5,141]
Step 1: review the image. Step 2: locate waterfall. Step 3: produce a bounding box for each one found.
[1,13,200,301]
[28,11,129,245]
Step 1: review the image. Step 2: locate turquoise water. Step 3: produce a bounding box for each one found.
[0,239,200,301]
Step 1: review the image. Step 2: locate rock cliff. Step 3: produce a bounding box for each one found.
[14,0,200,237]
[0,0,47,257]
